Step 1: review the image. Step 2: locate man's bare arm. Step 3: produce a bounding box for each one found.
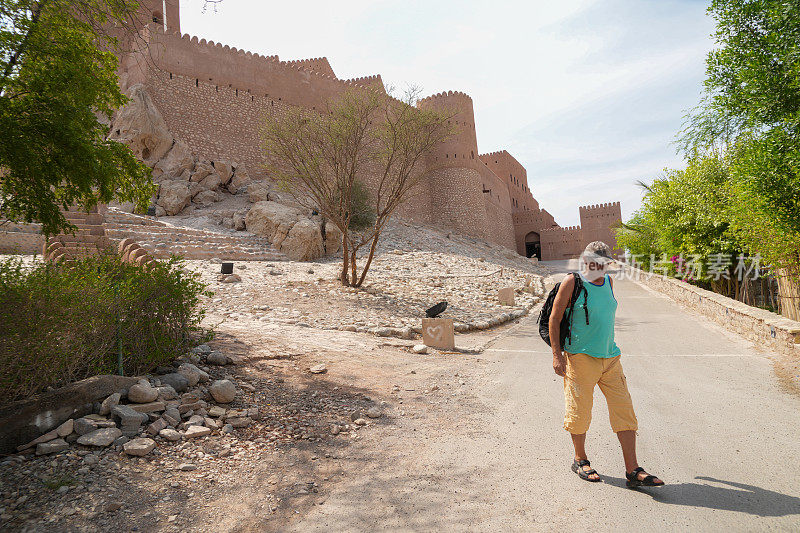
[549,274,574,377]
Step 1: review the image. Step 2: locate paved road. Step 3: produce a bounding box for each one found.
[292,261,800,531]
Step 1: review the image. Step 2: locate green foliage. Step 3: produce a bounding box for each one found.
[0,0,155,235]
[339,179,375,231]
[0,254,211,404]
[615,153,740,273]
[622,0,800,312]
[681,0,800,235]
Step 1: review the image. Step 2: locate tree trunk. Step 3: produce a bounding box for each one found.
[350,251,358,286]
[340,232,350,286]
[355,230,381,288]
[775,266,800,321]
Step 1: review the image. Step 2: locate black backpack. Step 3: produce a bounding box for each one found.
[538,273,589,347]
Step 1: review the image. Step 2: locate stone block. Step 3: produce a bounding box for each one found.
[36,438,69,455]
[498,287,515,306]
[421,318,455,351]
[128,401,166,414]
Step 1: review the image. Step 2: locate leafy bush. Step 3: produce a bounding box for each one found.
[0,254,211,404]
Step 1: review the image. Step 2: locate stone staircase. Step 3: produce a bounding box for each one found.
[102,208,288,261]
[46,206,112,258]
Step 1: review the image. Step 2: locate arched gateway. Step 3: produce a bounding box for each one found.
[525,231,541,260]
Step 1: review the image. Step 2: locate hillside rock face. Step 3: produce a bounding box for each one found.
[107,85,342,262]
[108,84,173,165]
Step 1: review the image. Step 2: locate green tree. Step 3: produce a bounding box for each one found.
[0,0,154,236]
[263,87,453,287]
[682,0,800,235]
[616,153,740,281]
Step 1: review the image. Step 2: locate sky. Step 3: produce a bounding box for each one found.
[178,0,716,227]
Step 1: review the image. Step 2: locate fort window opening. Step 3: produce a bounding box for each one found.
[471,151,474,159]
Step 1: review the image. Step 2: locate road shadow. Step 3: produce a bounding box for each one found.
[602,474,800,517]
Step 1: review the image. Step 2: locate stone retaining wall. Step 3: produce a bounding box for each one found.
[625,265,800,356]
[0,230,44,254]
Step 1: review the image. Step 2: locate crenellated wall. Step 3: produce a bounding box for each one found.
[417,91,480,168]
[541,225,585,260]
[579,202,622,257]
[104,18,623,258]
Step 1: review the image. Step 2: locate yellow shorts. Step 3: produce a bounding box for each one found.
[563,352,638,434]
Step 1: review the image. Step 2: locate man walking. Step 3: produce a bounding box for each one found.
[549,241,664,487]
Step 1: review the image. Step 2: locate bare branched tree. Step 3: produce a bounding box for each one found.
[262,87,455,287]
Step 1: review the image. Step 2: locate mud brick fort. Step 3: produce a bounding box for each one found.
[0,1,622,261]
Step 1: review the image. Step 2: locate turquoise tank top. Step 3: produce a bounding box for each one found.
[564,272,621,358]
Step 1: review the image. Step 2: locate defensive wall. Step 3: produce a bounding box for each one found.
[103,3,622,257]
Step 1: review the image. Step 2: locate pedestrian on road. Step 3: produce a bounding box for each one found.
[549,241,665,488]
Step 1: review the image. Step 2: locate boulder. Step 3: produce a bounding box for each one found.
[154,140,195,177]
[55,419,74,437]
[112,405,149,428]
[159,428,182,442]
[323,221,343,255]
[193,190,219,207]
[184,425,211,439]
[206,351,228,366]
[128,401,165,413]
[157,181,191,215]
[209,380,236,404]
[212,161,233,185]
[177,363,204,387]
[199,172,222,191]
[123,437,156,456]
[108,84,173,164]
[233,211,247,231]
[74,418,98,435]
[189,181,205,198]
[244,201,301,243]
[36,438,69,456]
[127,383,159,403]
[190,161,215,182]
[156,385,178,400]
[76,427,122,447]
[159,373,189,393]
[280,219,323,262]
[98,392,121,415]
[247,181,270,203]
[227,166,251,194]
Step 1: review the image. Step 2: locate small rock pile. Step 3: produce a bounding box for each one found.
[14,345,252,459]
